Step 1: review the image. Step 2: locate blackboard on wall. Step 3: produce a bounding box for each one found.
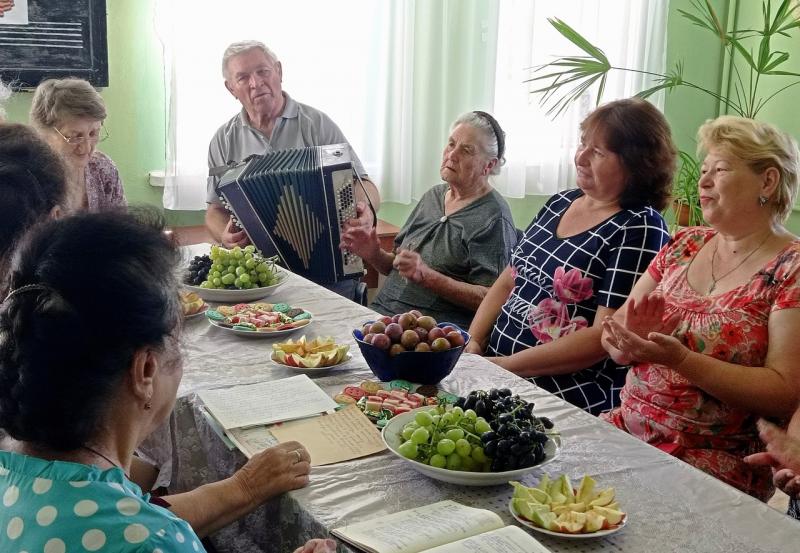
[0,0,108,89]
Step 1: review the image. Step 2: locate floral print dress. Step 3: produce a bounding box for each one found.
[488,189,670,414]
[603,227,800,501]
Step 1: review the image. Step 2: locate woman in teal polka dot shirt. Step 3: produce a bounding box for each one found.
[0,212,335,553]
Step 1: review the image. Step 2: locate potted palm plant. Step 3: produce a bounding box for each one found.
[528,0,800,227]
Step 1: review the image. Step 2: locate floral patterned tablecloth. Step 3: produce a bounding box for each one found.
[139,245,798,553]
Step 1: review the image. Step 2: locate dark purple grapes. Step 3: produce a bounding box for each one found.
[184,255,212,286]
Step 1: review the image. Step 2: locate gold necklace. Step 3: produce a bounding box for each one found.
[708,233,771,293]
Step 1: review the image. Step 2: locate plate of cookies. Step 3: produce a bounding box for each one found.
[205,302,312,337]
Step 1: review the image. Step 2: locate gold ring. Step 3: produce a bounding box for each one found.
[292,450,302,464]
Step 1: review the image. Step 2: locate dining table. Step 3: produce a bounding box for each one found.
[140,244,798,553]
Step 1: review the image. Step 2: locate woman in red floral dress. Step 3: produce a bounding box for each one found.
[601,116,800,501]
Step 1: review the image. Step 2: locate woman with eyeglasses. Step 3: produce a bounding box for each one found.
[30,78,126,212]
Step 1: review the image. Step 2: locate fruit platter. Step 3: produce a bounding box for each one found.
[184,245,285,302]
[206,302,312,337]
[382,388,561,486]
[271,336,351,371]
[509,474,627,537]
[332,379,459,427]
[179,290,207,318]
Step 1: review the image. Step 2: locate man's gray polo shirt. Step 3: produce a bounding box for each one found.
[206,92,367,204]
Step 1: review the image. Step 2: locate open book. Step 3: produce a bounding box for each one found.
[332,500,550,553]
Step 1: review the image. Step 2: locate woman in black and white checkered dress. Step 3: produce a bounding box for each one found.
[467,98,674,415]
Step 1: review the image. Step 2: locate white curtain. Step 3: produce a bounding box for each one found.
[492,0,670,197]
[156,0,668,209]
[155,0,383,210]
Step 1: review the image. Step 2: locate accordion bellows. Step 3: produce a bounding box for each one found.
[217,144,364,283]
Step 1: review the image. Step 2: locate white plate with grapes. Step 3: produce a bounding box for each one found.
[382,406,561,486]
[183,247,286,303]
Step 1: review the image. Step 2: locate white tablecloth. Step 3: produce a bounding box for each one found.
[142,245,798,553]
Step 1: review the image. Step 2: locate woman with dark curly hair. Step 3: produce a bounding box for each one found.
[0,123,68,286]
[466,98,674,415]
[0,212,334,553]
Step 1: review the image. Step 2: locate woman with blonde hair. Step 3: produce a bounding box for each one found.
[602,115,800,500]
[30,77,126,211]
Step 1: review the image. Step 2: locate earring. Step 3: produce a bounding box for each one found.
[144,396,152,410]
[759,195,768,207]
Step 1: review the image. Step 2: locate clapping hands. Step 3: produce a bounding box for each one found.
[601,293,684,366]
[745,410,800,499]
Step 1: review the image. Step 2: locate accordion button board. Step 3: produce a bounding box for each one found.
[216,143,365,284]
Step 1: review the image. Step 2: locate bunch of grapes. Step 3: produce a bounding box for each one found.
[397,405,494,472]
[196,245,279,290]
[185,255,212,286]
[455,389,554,472]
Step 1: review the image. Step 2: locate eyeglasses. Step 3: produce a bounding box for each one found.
[52,125,109,145]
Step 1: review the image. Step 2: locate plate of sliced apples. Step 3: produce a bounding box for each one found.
[509,474,626,538]
[271,336,352,373]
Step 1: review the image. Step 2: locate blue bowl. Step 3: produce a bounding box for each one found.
[352,322,470,385]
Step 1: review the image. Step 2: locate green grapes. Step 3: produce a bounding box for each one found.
[198,246,279,290]
[397,404,494,473]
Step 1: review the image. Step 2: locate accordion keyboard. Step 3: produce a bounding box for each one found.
[334,174,363,275]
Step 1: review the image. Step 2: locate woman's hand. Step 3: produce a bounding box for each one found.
[465,341,484,354]
[231,441,311,509]
[293,538,337,553]
[340,206,381,262]
[620,293,679,339]
[602,317,688,367]
[745,416,800,498]
[393,249,429,284]
[221,216,250,249]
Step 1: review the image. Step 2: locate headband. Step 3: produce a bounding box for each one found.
[3,284,52,303]
[473,111,505,161]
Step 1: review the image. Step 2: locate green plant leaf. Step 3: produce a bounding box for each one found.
[731,41,758,71]
[763,50,790,72]
[547,18,609,64]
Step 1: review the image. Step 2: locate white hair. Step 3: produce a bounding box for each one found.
[0,80,12,121]
[221,41,279,79]
[451,111,505,175]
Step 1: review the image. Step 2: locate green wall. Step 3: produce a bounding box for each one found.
[4,0,798,231]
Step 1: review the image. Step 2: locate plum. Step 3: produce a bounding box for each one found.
[389,343,405,357]
[427,327,446,342]
[364,333,375,344]
[445,330,465,348]
[385,322,403,342]
[414,342,431,352]
[371,333,391,350]
[430,337,451,352]
[400,329,420,350]
[416,315,436,330]
[398,312,418,330]
[369,321,387,334]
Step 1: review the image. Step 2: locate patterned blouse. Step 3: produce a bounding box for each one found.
[85,151,127,212]
[487,189,670,414]
[0,450,204,552]
[602,227,800,501]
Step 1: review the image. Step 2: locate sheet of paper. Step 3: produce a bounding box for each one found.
[197,374,337,430]
[267,404,385,465]
[0,0,28,25]
[423,526,551,553]
[332,500,504,553]
[226,426,280,459]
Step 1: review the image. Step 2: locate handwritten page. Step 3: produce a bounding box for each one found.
[197,374,337,430]
[267,404,386,465]
[226,426,280,458]
[424,526,551,553]
[332,501,504,553]
[0,0,28,25]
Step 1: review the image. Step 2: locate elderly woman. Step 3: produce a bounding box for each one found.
[0,123,69,284]
[30,77,126,211]
[0,211,335,553]
[341,111,518,329]
[466,98,673,415]
[601,116,800,501]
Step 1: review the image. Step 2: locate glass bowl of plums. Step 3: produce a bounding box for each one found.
[352,311,470,385]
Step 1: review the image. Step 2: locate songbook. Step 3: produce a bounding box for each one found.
[229,404,386,465]
[197,374,338,430]
[332,501,551,553]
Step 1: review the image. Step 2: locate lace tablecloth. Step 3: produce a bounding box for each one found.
[141,246,798,553]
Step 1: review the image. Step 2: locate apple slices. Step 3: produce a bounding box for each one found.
[510,474,626,534]
[272,336,350,368]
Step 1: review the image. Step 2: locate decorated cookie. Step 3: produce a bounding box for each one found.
[388,379,413,391]
[233,322,257,331]
[359,380,382,394]
[415,384,439,397]
[292,311,312,321]
[343,386,368,400]
[205,309,226,321]
[287,308,305,318]
[334,393,357,404]
[272,303,291,313]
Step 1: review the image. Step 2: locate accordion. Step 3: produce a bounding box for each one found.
[216,143,364,283]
